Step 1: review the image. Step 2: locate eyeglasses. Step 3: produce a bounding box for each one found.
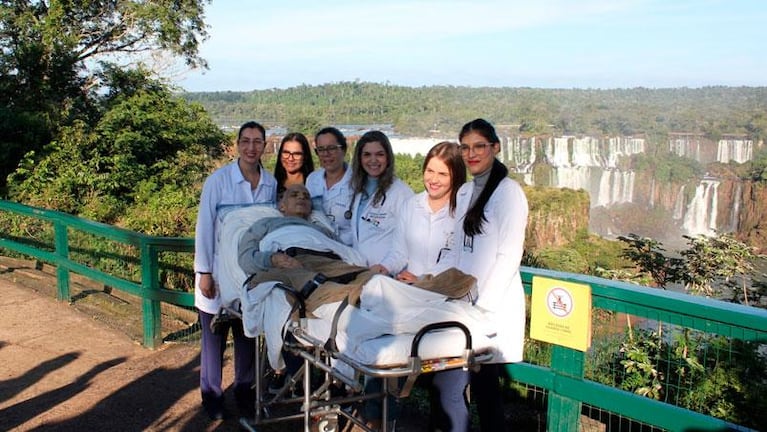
[281,150,304,160]
[315,145,343,155]
[459,142,494,156]
[238,138,265,147]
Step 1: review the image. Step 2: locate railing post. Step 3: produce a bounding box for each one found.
[140,241,162,349]
[547,345,585,432]
[53,220,71,301]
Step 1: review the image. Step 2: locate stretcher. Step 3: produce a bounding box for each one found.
[214,206,497,432]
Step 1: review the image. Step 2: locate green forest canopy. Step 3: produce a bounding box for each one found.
[181,83,767,139]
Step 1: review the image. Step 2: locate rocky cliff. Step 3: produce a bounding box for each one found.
[735,181,767,253]
[525,186,590,251]
[504,133,767,253]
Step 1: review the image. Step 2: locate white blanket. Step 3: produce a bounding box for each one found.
[245,275,496,371]
[217,206,496,371]
[215,205,366,310]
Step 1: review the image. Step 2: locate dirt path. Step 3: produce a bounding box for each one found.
[0,257,543,432]
[0,257,243,432]
[0,257,437,432]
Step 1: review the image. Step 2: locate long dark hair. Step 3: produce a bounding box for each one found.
[424,141,466,216]
[275,132,314,195]
[459,119,508,236]
[351,130,395,206]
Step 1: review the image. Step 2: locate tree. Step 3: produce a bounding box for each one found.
[680,233,761,303]
[618,234,681,288]
[0,0,210,192]
[8,69,225,226]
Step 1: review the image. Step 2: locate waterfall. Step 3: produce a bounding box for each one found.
[649,178,655,208]
[594,169,634,207]
[682,180,719,236]
[669,135,702,161]
[506,135,643,207]
[717,139,754,163]
[673,185,686,220]
[729,182,742,232]
[597,170,612,207]
[547,136,572,167]
[552,166,593,191]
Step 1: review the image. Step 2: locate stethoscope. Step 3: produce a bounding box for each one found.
[343,191,386,220]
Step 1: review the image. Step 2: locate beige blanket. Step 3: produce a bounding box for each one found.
[245,255,476,315]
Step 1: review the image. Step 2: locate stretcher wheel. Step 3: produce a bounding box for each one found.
[317,413,338,432]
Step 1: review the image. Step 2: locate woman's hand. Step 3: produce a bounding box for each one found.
[396,270,417,282]
[199,273,217,299]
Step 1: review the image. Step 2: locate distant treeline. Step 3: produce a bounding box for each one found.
[181,82,767,139]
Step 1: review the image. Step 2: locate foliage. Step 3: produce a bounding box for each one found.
[633,152,703,184]
[0,0,210,192]
[749,146,767,183]
[618,232,764,306]
[8,71,226,228]
[184,83,767,142]
[535,247,589,274]
[285,115,323,138]
[678,234,761,303]
[590,327,767,429]
[394,153,426,192]
[618,234,682,288]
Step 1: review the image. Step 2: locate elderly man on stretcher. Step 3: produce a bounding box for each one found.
[222,184,496,380]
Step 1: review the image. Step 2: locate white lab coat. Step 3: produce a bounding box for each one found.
[351,178,414,266]
[306,166,354,246]
[381,191,456,276]
[438,177,528,363]
[193,160,277,314]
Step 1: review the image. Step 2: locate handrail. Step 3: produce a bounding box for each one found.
[0,199,194,348]
[1,199,765,431]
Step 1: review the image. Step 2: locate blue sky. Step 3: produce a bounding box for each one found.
[175,0,767,92]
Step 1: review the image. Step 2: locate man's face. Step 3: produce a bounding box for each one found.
[280,185,312,218]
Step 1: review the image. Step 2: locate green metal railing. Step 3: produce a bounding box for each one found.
[1,199,765,431]
[0,200,194,348]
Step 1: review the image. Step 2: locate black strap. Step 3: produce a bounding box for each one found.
[284,246,341,260]
[325,269,367,284]
[299,273,328,299]
[324,297,349,352]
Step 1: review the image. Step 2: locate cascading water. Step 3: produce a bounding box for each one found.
[673,185,686,220]
[682,180,720,236]
[729,182,742,232]
[717,138,753,163]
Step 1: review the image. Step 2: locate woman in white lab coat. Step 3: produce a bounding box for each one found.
[349,130,413,428]
[349,130,414,269]
[384,141,471,431]
[450,118,529,431]
[379,141,466,279]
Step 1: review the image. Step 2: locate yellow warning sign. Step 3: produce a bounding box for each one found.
[530,276,592,351]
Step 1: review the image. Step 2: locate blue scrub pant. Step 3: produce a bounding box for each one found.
[432,368,470,432]
[199,310,256,416]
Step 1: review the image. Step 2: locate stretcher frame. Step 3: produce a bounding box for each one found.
[231,282,494,432]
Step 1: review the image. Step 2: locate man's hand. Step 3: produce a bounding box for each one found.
[369,264,389,275]
[270,252,303,269]
[199,273,217,299]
